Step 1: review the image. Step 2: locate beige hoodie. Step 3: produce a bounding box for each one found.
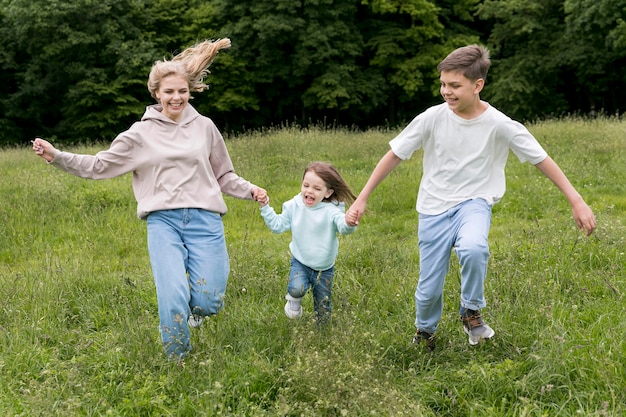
[51,104,255,219]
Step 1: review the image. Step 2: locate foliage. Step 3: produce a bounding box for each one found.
[476,0,570,120]
[1,1,626,144]
[477,0,626,121]
[360,0,482,123]
[560,0,626,113]
[1,119,625,415]
[1,0,147,143]
[206,0,377,130]
[0,0,214,145]
[207,0,483,131]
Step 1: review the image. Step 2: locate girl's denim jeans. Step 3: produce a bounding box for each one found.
[288,257,335,322]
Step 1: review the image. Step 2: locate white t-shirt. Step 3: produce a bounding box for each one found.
[390,102,548,215]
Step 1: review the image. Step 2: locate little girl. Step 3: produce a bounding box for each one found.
[258,162,358,322]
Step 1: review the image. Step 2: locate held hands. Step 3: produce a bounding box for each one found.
[345,209,359,227]
[252,187,269,207]
[31,138,57,163]
[346,199,366,226]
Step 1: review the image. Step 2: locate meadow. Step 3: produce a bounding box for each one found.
[0,117,624,416]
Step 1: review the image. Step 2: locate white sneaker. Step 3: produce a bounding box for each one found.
[187,314,204,329]
[284,294,303,319]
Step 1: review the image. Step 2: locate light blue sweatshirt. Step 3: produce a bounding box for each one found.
[260,193,356,270]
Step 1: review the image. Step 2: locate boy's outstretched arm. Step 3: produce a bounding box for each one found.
[535,156,596,236]
[348,150,403,224]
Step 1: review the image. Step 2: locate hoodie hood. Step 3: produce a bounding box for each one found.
[141,103,201,127]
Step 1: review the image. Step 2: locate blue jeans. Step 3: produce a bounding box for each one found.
[147,209,229,359]
[288,257,334,321]
[415,199,491,333]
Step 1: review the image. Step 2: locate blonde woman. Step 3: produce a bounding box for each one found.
[32,39,266,361]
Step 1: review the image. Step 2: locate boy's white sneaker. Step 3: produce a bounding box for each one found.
[284,294,303,319]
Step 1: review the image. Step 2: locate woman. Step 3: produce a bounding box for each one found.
[32,39,266,360]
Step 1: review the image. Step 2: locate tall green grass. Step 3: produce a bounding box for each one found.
[1,117,624,416]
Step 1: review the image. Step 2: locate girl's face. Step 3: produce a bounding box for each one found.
[155,74,190,122]
[301,171,334,207]
[439,70,484,119]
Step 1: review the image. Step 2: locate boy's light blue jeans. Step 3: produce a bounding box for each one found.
[147,209,229,359]
[415,198,492,333]
[288,257,334,321]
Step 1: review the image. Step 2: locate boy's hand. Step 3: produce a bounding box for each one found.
[572,201,596,236]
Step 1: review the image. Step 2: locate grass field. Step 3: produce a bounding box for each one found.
[0,117,624,416]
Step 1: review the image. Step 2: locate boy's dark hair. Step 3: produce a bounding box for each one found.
[437,44,491,82]
[304,162,356,204]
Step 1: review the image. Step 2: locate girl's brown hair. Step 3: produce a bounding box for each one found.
[304,162,356,205]
[147,39,231,100]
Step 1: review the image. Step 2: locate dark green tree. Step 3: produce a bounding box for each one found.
[477,0,626,121]
[205,0,374,131]
[0,7,21,146]
[560,0,626,114]
[206,0,484,132]
[0,0,148,143]
[6,0,623,144]
[0,0,220,144]
[360,0,482,125]
[476,0,570,121]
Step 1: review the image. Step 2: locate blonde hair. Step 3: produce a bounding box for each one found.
[147,38,231,100]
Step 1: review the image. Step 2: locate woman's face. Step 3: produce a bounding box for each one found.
[155,74,190,122]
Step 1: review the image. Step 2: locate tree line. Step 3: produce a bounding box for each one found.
[1,0,624,145]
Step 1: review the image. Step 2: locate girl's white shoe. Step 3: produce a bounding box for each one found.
[284,294,303,319]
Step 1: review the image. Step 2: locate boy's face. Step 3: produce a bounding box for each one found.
[439,70,484,119]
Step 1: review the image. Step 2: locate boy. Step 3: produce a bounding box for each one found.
[347,44,596,350]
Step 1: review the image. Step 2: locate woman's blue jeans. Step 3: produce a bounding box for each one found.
[415,199,492,333]
[288,257,334,322]
[147,209,229,359]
